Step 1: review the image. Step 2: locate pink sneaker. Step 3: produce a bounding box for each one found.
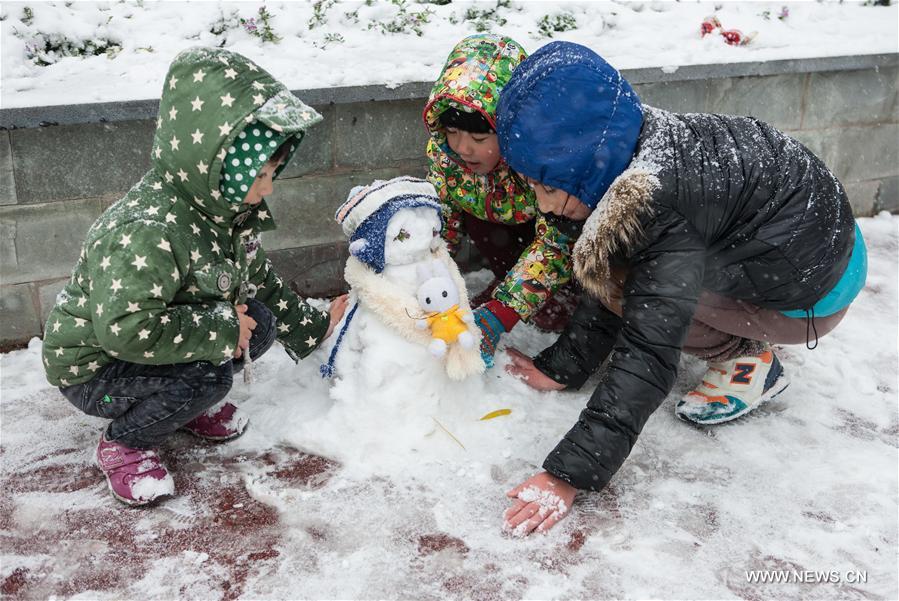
[181,401,249,441]
[96,435,174,506]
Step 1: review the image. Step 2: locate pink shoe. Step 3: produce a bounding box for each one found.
[96,435,174,506]
[181,401,249,441]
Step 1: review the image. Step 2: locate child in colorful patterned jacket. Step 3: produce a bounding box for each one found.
[423,34,580,366]
[41,47,348,507]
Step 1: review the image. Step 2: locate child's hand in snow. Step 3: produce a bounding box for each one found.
[324,294,349,340]
[234,304,257,358]
[504,471,577,536]
[505,347,566,391]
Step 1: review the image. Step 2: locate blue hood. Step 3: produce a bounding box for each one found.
[496,42,643,209]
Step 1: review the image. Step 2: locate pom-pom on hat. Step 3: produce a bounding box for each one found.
[335,176,441,273]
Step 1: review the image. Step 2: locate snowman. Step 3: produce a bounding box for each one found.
[298,177,485,471]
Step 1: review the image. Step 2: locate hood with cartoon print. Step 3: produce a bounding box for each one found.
[42,48,330,387]
[423,33,526,167]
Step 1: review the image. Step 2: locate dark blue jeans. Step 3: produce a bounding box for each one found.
[60,299,277,449]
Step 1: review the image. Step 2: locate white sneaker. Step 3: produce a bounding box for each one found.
[676,349,790,425]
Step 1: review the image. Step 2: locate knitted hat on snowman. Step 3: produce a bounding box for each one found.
[334,176,442,273]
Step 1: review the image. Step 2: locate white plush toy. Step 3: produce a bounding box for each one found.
[414,260,475,357]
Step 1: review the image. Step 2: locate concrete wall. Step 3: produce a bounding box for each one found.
[1,54,897,345]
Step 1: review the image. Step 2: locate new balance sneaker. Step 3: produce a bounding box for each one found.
[676,349,790,425]
[96,434,174,506]
[181,401,249,441]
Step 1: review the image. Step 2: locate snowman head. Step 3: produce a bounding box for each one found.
[335,177,442,273]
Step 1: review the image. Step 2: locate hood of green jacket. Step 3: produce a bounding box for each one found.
[152,47,322,222]
[422,34,527,165]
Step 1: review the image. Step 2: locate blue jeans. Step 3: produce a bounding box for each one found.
[60,299,277,449]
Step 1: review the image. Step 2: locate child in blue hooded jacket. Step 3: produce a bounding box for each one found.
[495,42,866,536]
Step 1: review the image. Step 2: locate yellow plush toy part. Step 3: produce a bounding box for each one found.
[416,260,476,357]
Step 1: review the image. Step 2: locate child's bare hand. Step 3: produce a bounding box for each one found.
[505,347,566,391]
[234,304,257,358]
[324,294,349,341]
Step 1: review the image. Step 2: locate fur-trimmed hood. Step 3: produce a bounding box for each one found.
[573,167,659,300]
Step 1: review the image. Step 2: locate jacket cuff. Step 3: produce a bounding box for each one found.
[484,299,520,331]
[281,309,329,362]
[533,344,590,390]
[543,436,614,492]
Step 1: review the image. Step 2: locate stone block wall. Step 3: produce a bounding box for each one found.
[1,54,896,345]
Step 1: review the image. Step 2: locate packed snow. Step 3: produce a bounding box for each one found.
[1,212,896,599]
[2,0,897,108]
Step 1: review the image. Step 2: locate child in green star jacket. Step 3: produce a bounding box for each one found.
[42,47,348,506]
[423,34,578,363]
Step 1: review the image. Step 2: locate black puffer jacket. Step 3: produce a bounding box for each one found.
[537,107,855,491]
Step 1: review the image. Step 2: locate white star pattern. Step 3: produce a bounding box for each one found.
[192,69,206,83]
[150,284,163,296]
[300,316,311,326]
[120,234,132,247]
[151,181,162,191]
[276,299,288,311]
[160,315,170,324]
[127,302,140,312]
[211,241,220,254]
[147,206,160,216]
[197,161,208,174]
[184,352,194,359]
[138,329,150,340]
[165,213,177,224]
[170,135,180,151]
[305,336,318,347]
[111,279,123,292]
[154,147,162,159]
[252,81,265,90]
[247,62,258,72]
[244,114,254,124]
[191,129,204,145]
[164,171,174,183]
[252,93,265,105]
[224,67,237,80]
[257,210,269,221]
[191,96,205,111]
[99,255,112,270]
[222,346,233,357]
[60,378,69,386]
[74,318,86,328]
[171,267,180,282]
[55,347,64,357]
[110,323,122,336]
[217,148,228,161]
[132,255,148,270]
[87,361,100,372]
[278,323,289,333]
[177,169,188,182]
[157,238,171,252]
[174,333,183,344]
[190,249,202,263]
[187,285,200,294]
[76,296,87,307]
[211,190,221,200]
[192,314,201,325]
[168,76,178,90]
[210,332,217,341]
[220,93,235,107]
[70,365,80,375]
[218,122,233,137]
[168,106,178,121]
[52,320,61,332]
[213,215,225,224]
[144,351,155,359]
[95,303,103,317]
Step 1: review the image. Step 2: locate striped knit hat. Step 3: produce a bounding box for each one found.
[334,176,441,273]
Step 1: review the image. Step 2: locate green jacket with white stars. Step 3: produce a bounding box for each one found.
[42,47,330,388]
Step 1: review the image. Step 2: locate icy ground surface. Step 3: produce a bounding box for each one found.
[1,214,897,599]
[2,0,897,108]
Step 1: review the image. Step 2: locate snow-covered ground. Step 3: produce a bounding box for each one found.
[2,0,897,108]
[0,213,896,599]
